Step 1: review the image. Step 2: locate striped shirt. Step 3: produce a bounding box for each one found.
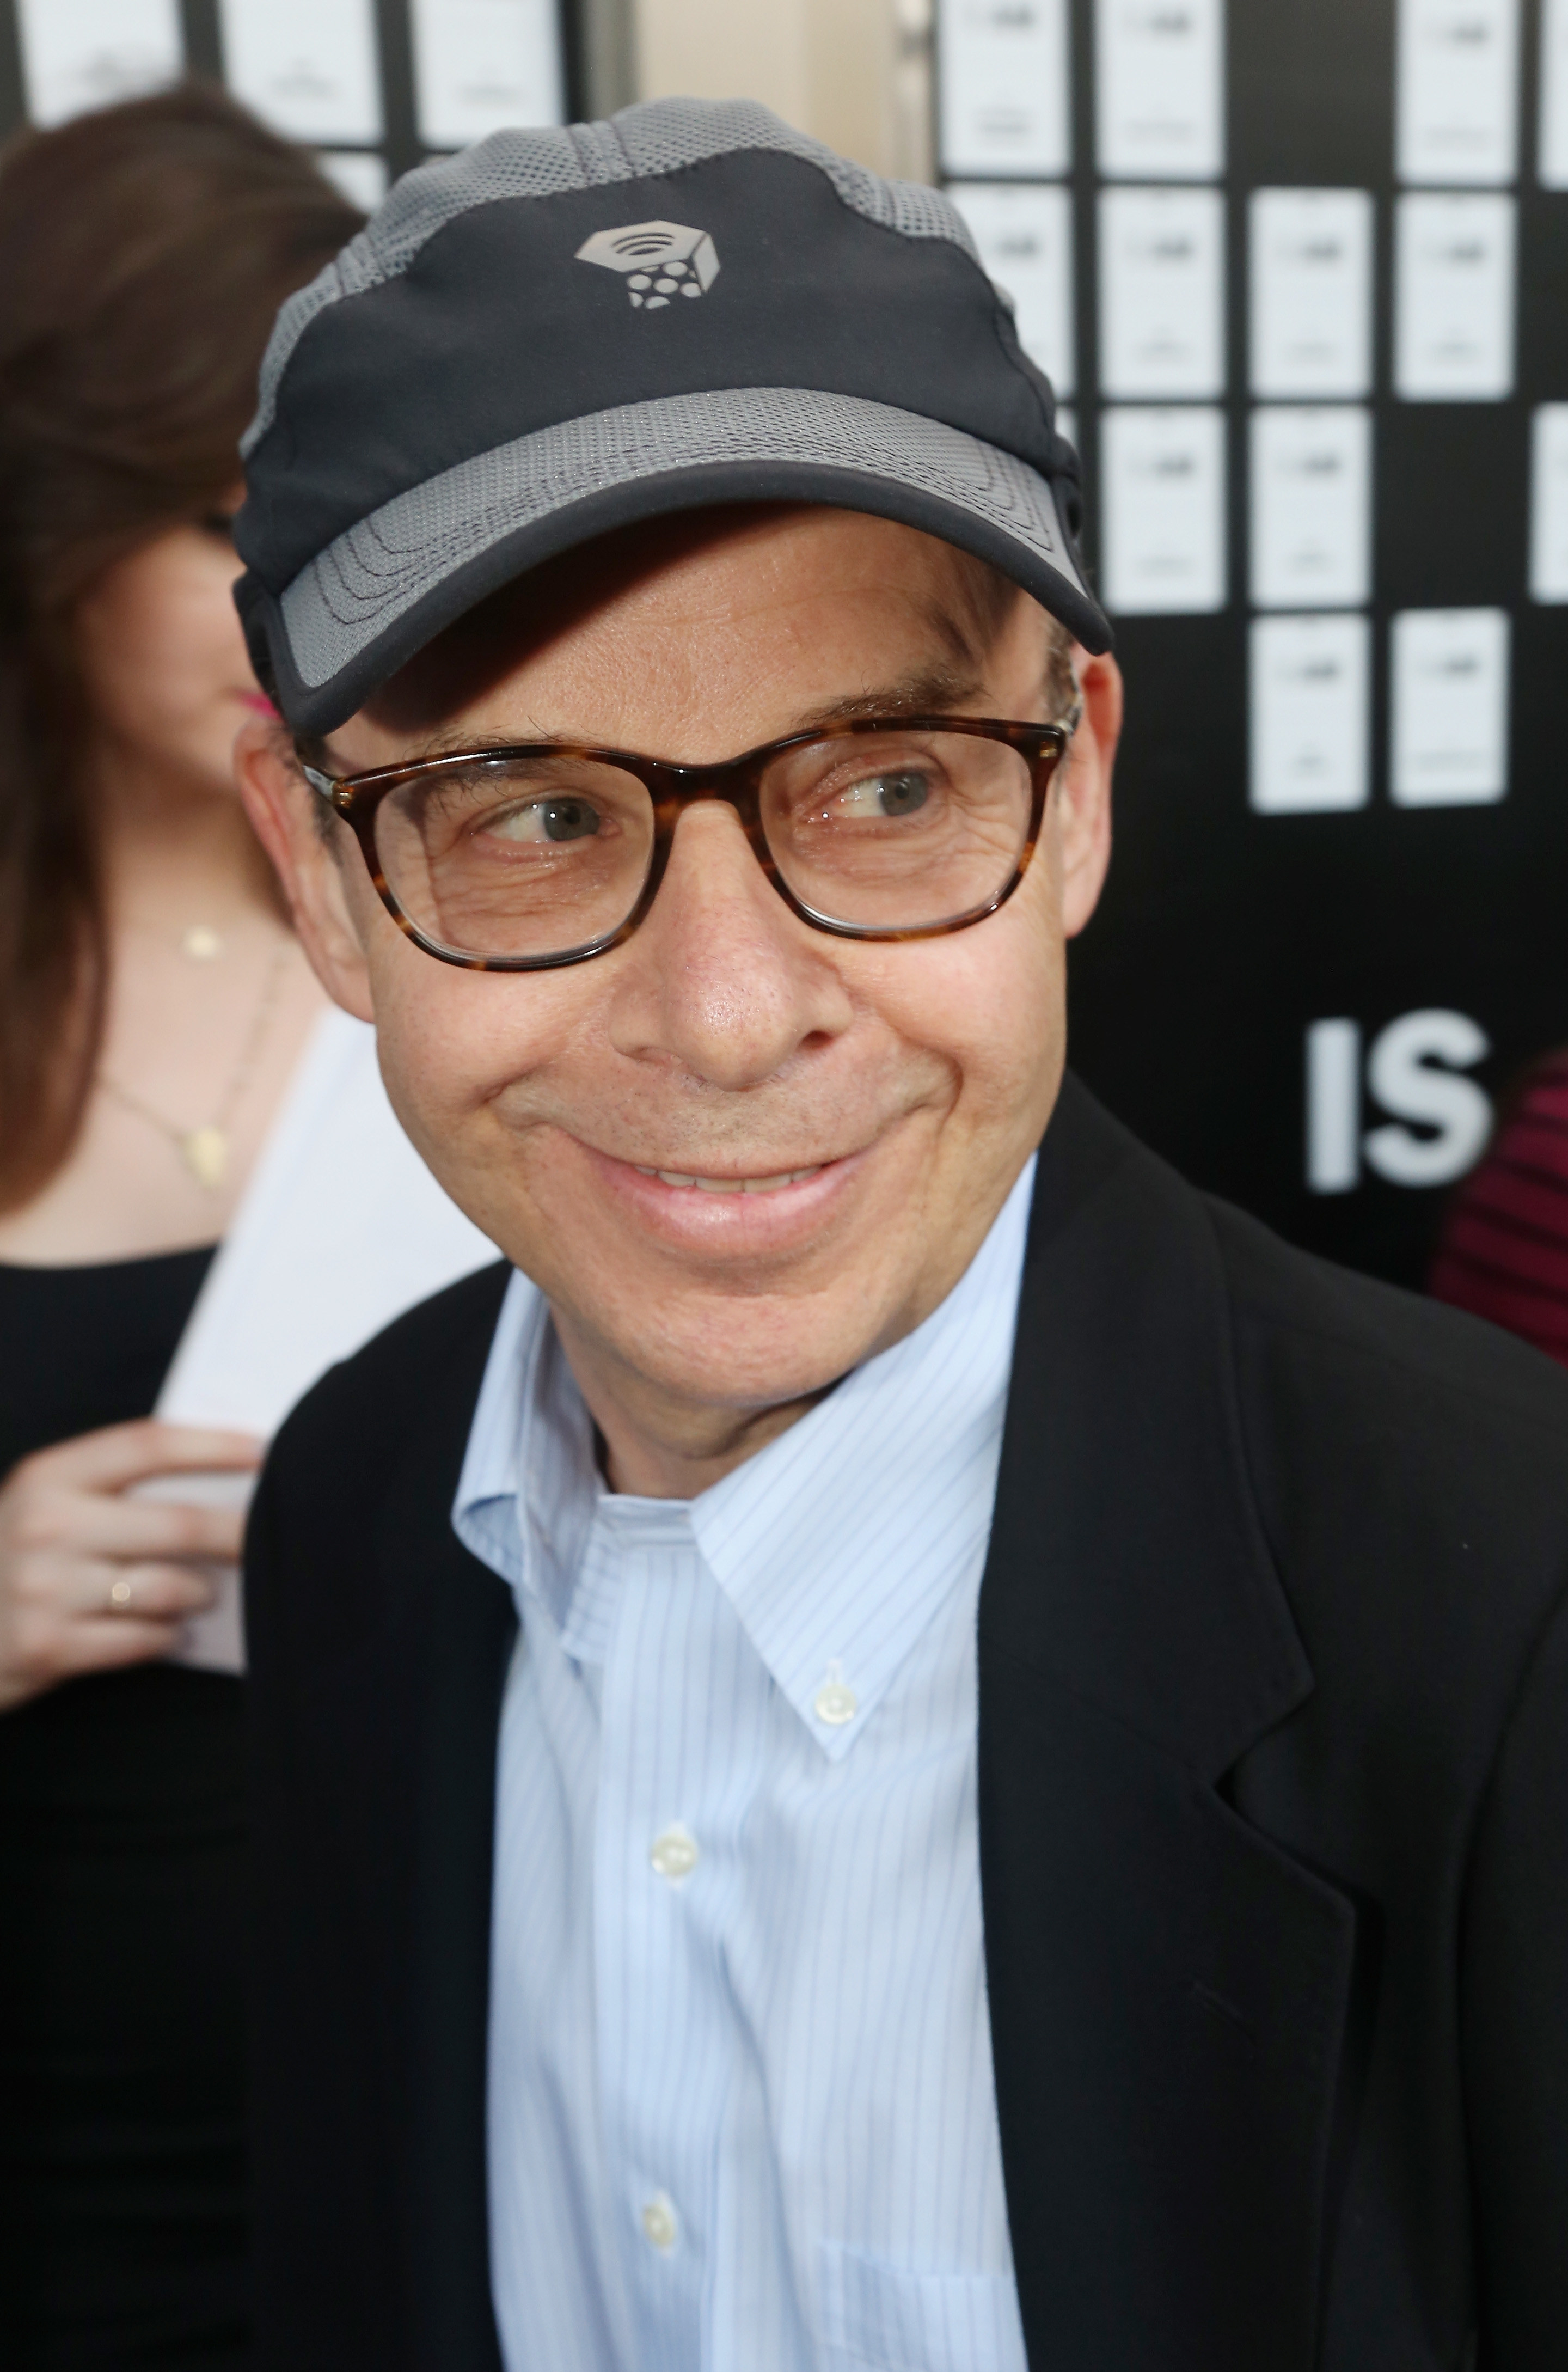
[454,1159,1037,2372]
[1430,1050,1568,1370]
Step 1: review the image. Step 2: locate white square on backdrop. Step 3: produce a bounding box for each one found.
[17,0,181,126]
[1540,0,1568,186]
[1394,192,1516,399]
[1250,407,1373,611]
[316,150,389,210]
[1390,608,1511,804]
[410,0,564,148]
[1101,405,1227,615]
[947,185,1075,395]
[219,0,382,146]
[1099,187,1226,400]
[1529,403,1568,598]
[937,0,1071,179]
[1396,0,1520,187]
[1095,0,1225,180]
[1249,614,1371,814]
[1248,189,1374,400]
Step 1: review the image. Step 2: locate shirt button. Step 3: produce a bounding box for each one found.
[650,1823,700,1883]
[813,1676,859,1726]
[641,2191,679,2252]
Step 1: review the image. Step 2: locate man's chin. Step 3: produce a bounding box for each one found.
[556,1294,881,1435]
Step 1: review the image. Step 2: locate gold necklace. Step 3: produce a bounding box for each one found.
[99,938,292,1190]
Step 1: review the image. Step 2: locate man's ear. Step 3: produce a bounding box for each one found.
[1056,644,1121,940]
[234,718,376,1023]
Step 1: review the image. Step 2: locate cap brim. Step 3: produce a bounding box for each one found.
[243,386,1111,737]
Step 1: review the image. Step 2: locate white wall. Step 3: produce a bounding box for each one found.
[629,0,933,180]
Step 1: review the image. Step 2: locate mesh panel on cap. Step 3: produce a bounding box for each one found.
[241,259,348,458]
[338,126,590,292]
[564,117,641,184]
[279,386,1079,691]
[612,100,976,248]
[243,98,980,457]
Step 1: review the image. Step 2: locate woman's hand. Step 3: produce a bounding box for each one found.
[0,1420,262,1712]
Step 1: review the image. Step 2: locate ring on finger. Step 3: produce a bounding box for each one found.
[108,1577,134,1612]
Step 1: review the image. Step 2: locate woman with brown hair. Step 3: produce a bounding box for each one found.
[0,85,361,2365]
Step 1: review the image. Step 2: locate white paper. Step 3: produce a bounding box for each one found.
[1250,614,1370,813]
[938,0,1071,177]
[1250,407,1373,611]
[1389,607,1510,805]
[218,0,381,144]
[1539,0,1568,185]
[1248,188,1374,399]
[948,184,1075,395]
[155,1010,497,1672]
[17,0,181,125]
[317,149,390,210]
[1396,0,1520,186]
[1394,192,1516,400]
[1529,404,1568,598]
[409,0,564,147]
[1101,405,1227,614]
[1095,0,1224,180]
[1099,186,1226,399]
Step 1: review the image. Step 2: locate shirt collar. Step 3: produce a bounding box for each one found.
[454,1273,596,1627]
[454,1156,1036,1760]
[691,1156,1034,1756]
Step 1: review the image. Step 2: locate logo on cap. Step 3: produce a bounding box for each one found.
[576,221,721,309]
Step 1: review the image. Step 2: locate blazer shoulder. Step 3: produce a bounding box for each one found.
[1202,1193,1568,1728]
[267,1256,512,1491]
[248,1258,511,1671]
[1205,1190,1568,1450]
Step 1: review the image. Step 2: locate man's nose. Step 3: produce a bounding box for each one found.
[606,802,854,1090]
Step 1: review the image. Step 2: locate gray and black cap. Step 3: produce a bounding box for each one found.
[235,95,1111,738]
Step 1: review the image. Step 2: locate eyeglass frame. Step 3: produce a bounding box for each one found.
[297,706,1083,973]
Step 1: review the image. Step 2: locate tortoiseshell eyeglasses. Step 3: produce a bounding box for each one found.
[299,708,1081,971]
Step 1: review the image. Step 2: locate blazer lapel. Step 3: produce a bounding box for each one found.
[381,1481,517,2372]
[296,1269,518,2372]
[979,1079,1357,2372]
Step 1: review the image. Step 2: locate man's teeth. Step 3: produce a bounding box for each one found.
[632,1165,823,1194]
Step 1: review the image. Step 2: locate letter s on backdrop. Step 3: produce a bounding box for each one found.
[1362,1008,1492,1188]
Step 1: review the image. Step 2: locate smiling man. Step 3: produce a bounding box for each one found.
[233,100,1568,2372]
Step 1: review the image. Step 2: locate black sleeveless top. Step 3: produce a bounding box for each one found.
[0,1248,249,2368]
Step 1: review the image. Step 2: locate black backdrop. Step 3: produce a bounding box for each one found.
[1,4,1562,1292]
[942,0,1568,1289]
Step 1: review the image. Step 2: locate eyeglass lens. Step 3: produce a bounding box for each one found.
[369,729,1039,963]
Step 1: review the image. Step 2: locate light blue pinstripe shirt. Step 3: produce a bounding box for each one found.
[454,1157,1036,2372]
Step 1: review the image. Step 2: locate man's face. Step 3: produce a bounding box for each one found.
[242,510,1119,1459]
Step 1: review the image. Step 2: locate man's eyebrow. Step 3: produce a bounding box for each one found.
[323,671,996,771]
[783,667,991,736]
[317,722,546,770]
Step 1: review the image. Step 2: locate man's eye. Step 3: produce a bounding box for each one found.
[834,769,930,820]
[483,796,603,843]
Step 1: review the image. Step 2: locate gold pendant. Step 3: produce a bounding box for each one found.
[180,1124,229,1190]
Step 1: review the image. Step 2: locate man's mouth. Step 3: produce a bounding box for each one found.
[630,1165,825,1195]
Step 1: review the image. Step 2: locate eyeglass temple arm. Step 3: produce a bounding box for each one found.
[299,760,344,804]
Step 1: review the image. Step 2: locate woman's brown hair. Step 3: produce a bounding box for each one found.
[0,82,362,1212]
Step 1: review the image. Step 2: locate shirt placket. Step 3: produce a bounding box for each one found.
[591,1506,728,2370]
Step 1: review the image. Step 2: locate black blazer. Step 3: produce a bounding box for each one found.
[245,1079,1568,2372]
